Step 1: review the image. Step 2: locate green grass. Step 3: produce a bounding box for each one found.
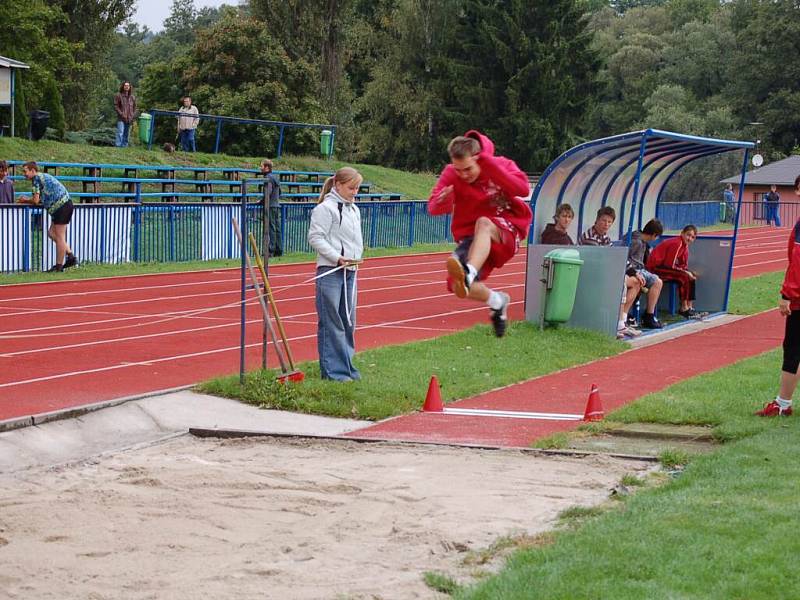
[0,137,437,199]
[197,322,626,421]
[727,270,783,315]
[452,272,795,599]
[0,242,453,285]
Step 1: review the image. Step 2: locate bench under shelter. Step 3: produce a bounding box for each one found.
[525,129,755,337]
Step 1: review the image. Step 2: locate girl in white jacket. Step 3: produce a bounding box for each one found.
[307,167,364,381]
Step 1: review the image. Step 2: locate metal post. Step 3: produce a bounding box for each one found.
[214,119,223,154]
[147,112,156,150]
[10,69,15,137]
[239,180,248,384]
[277,125,286,158]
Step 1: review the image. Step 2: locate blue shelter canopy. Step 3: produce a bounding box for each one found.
[530,129,755,243]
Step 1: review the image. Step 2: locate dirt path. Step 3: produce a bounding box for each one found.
[0,436,652,599]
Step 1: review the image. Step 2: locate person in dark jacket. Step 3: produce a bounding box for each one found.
[540,203,575,245]
[764,184,781,227]
[114,81,137,148]
[260,159,282,257]
[757,174,800,416]
[626,219,664,329]
[0,160,14,204]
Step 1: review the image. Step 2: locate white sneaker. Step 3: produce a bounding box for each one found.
[617,325,642,339]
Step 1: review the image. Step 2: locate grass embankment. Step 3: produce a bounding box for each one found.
[0,242,454,285]
[0,137,437,199]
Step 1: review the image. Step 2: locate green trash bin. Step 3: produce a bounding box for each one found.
[138,113,152,144]
[543,248,583,323]
[719,202,727,223]
[320,129,333,156]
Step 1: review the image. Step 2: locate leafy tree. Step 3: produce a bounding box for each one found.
[0,1,76,136]
[50,0,136,128]
[40,75,67,139]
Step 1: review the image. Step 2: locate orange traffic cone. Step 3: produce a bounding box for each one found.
[422,375,444,412]
[583,383,604,421]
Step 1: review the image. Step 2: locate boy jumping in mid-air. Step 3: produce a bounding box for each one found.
[428,131,532,337]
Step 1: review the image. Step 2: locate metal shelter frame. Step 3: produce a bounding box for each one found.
[529,129,755,245]
[525,130,757,333]
[0,56,30,137]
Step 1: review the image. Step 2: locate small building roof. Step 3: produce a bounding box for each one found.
[0,56,30,69]
[721,154,800,186]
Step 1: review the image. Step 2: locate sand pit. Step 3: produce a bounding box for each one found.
[0,435,652,599]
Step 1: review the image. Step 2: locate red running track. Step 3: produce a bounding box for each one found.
[0,225,789,424]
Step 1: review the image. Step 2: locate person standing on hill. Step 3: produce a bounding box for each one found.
[428,131,532,338]
[16,162,78,272]
[114,81,137,148]
[260,159,283,257]
[757,175,800,417]
[177,96,199,152]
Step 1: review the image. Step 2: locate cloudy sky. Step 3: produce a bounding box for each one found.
[131,0,237,32]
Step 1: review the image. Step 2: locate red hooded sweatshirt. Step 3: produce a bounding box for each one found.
[427,131,532,242]
[647,236,689,272]
[781,220,800,309]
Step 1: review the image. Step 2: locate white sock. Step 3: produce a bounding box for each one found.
[776,396,792,409]
[487,290,504,310]
[466,263,478,283]
[618,320,626,331]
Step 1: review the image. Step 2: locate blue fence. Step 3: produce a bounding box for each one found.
[0,201,453,273]
[656,201,721,229]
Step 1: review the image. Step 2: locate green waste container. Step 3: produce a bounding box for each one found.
[320,129,333,156]
[138,113,152,144]
[719,202,727,223]
[543,248,583,323]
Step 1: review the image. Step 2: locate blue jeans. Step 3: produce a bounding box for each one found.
[316,266,360,381]
[179,129,196,152]
[115,121,131,147]
[766,203,782,227]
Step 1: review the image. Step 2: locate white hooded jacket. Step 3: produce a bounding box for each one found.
[307,189,364,268]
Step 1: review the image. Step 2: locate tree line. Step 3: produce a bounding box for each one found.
[3,0,800,182]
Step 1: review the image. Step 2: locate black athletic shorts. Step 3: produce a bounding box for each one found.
[782,310,800,374]
[50,200,74,225]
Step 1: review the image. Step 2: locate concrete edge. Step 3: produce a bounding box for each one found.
[188,427,659,462]
[0,384,194,434]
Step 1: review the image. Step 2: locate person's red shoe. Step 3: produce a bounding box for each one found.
[755,400,793,417]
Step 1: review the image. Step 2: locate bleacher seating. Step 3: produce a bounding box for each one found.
[6,160,392,203]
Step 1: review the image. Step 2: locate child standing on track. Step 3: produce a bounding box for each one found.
[757,174,800,417]
[17,161,78,272]
[428,131,532,337]
[308,167,364,382]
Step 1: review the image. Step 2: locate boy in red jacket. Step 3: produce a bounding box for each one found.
[428,131,532,337]
[646,224,699,318]
[757,174,800,416]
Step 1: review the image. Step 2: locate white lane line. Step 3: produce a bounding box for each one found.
[733,258,786,269]
[0,301,522,388]
[0,265,526,324]
[0,255,462,303]
[441,407,583,421]
[0,283,523,353]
